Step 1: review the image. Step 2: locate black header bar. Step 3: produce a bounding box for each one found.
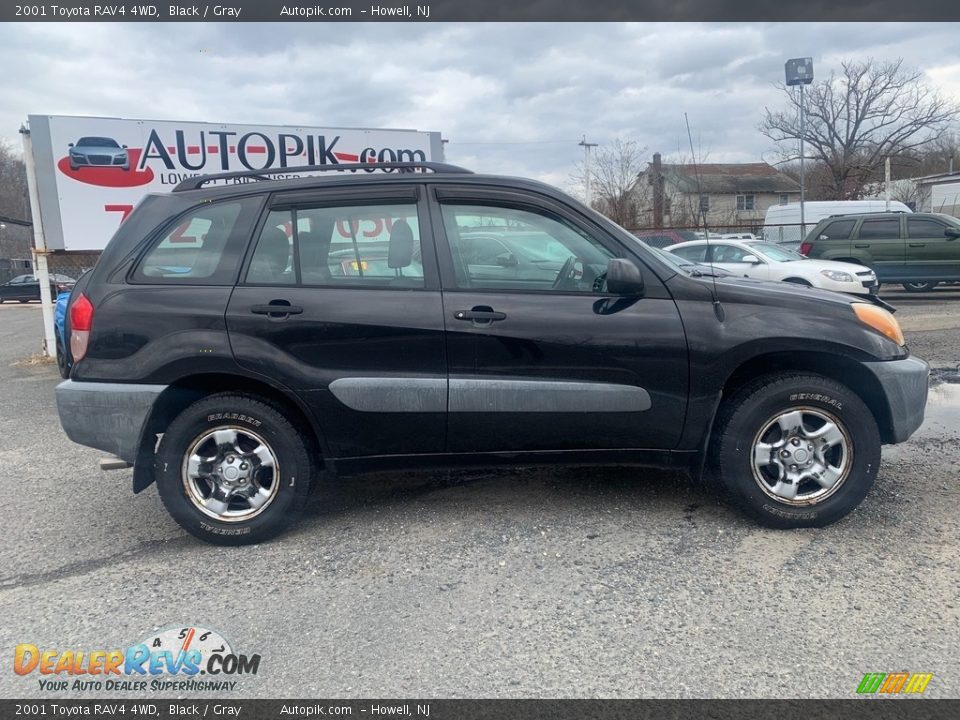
[3,0,960,21]
[2,699,960,719]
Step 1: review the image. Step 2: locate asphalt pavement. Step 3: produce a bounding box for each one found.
[0,296,958,699]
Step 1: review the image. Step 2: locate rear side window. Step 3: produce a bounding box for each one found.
[133,197,262,284]
[907,217,947,237]
[671,245,708,263]
[819,219,856,240]
[857,218,901,240]
[246,202,424,288]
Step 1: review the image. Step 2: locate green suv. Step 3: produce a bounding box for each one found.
[800,212,960,292]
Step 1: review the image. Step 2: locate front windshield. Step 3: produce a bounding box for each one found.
[749,242,803,262]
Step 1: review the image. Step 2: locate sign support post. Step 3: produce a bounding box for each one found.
[20,124,57,359]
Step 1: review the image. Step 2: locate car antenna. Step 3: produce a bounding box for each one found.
[685,112,724,322]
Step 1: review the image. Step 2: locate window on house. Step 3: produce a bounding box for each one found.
[778,193,790,205]
[736,194,756,211]
[699,194,710,212]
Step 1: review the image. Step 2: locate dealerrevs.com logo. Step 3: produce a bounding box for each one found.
[14,626,260,693]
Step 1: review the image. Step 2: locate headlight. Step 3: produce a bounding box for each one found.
[820,269,853,282]
[852,303,905,346]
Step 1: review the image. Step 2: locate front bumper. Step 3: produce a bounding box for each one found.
[56,380,167,463]
[861,356,930,443]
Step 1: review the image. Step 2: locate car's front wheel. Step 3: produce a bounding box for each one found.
[156,393,315,545]
[711,373,880,528]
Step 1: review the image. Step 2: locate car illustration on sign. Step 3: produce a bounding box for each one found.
[68,136,130,170]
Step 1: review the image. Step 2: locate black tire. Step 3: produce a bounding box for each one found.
[55,337,69,379]
[710,373,881,529]
[782,277,812,286]
[18,299,30,303]
[156,393,316,545]
[902,281,938,293]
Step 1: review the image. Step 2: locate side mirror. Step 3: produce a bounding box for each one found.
[945,228,960,240]
[495,252,518,267]
[68,143,74,148]
[606,258,644,296]
[122,144,128,149]
[742,254,762,264]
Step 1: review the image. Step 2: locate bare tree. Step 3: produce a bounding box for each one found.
[760,58,960,200]
[571,139,647,227]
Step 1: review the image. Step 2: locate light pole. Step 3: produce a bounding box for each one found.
[785,58,814,241]
[579,136,598,206]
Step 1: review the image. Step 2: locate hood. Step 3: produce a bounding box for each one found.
[795,258,872,274]
[714,274,859,307]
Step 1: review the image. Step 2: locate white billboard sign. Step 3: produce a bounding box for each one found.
[27,115,444,251]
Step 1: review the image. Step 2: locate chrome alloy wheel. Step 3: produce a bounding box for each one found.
[181,426,280,522]
[751,407,852,505]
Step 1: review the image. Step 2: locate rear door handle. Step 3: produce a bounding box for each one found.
[854,244,870,248]
[454,309,506,322]
[909,243,925,247]
[251,302,303,317]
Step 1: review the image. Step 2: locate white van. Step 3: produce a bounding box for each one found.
[764,200,912,245]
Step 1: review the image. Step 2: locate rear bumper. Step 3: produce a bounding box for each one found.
[56,380,167,463]
[861,356,930,443]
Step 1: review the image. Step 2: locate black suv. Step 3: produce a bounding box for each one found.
[800,211,960,292]
[56,163,929,544]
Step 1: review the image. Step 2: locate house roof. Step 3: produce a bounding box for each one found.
[911,171,960,186]
[651,163,801,194]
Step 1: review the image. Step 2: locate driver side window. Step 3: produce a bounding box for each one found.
[440,203,614,292]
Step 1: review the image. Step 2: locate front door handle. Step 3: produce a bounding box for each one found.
[854,244,870,248]
[909,243,926,247]
[251,301,303,317]
[454,308,506,323]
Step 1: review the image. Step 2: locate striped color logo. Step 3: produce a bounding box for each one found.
[856,672,933,694]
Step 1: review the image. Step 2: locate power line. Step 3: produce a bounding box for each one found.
[447,139,578,146]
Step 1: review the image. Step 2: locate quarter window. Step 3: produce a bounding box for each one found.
[440,203,614,292]
[135,198,258,284]
[246,203,424,288]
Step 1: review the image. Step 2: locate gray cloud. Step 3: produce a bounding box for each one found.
[1,22,958,196]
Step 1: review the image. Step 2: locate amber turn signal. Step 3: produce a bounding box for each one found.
[852,303,905,346]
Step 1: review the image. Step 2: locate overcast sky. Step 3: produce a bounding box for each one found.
[2,22,959,194]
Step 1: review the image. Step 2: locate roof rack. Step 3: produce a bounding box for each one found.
[172,161,473,192]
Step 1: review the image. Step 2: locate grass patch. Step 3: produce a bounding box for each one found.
[12,352,56,367]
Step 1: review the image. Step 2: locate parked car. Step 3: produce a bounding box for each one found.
[54,290,71,378]
[668,239,878,296]
[800,212,960,292]
[56,161,927,545]
[68,136,130,170]
[0,273,75,303]
[632,229,700,249]
[764,200,912,245]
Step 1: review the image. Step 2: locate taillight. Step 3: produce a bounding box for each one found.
[799,242,812,256]
[69,293,94,362]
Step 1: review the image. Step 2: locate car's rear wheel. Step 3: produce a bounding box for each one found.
[711,373,880,528]
[156,393,315,545]
[902,281,938,293]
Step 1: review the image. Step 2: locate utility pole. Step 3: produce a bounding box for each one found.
[785,58,814,242]
[579,136,598,206]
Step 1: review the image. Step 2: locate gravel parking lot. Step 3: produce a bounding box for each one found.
[1,292,958,699]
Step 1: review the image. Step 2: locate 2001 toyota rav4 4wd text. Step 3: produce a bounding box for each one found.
[56,162,929,544]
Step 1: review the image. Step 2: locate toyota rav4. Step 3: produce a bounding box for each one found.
[56,162,929,544]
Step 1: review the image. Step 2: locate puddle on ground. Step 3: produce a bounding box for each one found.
[917,381,960,441]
